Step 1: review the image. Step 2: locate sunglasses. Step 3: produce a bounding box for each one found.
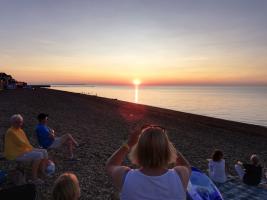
[142,124,166,133]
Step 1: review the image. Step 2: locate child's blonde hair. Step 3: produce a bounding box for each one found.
[52,173,80,200]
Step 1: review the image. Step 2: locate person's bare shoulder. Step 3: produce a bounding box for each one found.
[174,166,190,176]
[110,166,131,190]
[174,166,191,189]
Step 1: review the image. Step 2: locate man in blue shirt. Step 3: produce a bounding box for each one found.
[36,113,79,161]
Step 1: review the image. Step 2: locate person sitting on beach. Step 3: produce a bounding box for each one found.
[35,113,79,161]
[52,173,80,200]
[235,154,263,186]
[207,149,227,183]
[106,125,191,200]
[4,114,48,184]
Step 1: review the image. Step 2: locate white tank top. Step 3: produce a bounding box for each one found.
[120,169,186,200]
[208,159,227,183]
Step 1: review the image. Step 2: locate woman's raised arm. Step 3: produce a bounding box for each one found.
[105,127,143,190]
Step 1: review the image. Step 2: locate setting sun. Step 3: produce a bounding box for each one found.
[133,79,141,85]
[1,1,267,199]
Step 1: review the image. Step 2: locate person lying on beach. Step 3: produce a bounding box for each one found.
[52,173,80,200]
[207,149,227,183]
[235,154,262,186]
[4,114,48,184]
[106,125,191,200]
[35,113,79,161]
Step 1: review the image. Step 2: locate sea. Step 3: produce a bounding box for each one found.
[50,85,267,127]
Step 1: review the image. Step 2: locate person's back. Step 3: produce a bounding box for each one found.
[106,125,191,200]
[243,163,262,186]
[235,154,263,186]
[208,159,227,183]
[208,150,227,183]
[120,169,186,200]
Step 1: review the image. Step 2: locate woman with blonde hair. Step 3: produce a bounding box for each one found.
[106,125,191,200]
[52,173,80,200]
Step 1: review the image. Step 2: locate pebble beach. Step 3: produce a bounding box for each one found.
[0,88,267,199]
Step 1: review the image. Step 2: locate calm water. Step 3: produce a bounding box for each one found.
[50,85,267,127]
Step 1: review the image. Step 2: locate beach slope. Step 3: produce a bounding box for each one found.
[0,89,266,199]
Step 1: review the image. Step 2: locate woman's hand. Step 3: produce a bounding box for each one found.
[127,128,142,148]
[106,125,147,191]
[127,124,148,148]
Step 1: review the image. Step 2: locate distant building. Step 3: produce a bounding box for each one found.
[16,81,27,88]
[0,72,27,90]
[0,79,4,90]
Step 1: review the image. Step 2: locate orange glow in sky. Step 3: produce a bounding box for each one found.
[1,1,267,86]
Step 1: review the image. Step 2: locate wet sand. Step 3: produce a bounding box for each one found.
[0,88,266,199]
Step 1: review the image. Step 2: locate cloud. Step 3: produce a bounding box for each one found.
[33,39,57,46]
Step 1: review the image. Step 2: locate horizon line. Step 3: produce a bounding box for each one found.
[29,83,267,87]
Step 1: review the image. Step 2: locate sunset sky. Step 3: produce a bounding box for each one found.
[0,0,267,85]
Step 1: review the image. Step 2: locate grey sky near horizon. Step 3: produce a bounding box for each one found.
[0,0,267,85]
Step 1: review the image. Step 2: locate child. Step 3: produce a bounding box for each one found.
[52,173,80,200]
[208,150,227,183]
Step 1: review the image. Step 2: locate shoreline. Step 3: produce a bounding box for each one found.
[50,87,267,132]
[0,88,267,199]
[49,85,267,128]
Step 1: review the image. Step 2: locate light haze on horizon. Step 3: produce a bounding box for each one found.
[0,0,267,85]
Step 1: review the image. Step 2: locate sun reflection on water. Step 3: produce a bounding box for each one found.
[134,85,139,103]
